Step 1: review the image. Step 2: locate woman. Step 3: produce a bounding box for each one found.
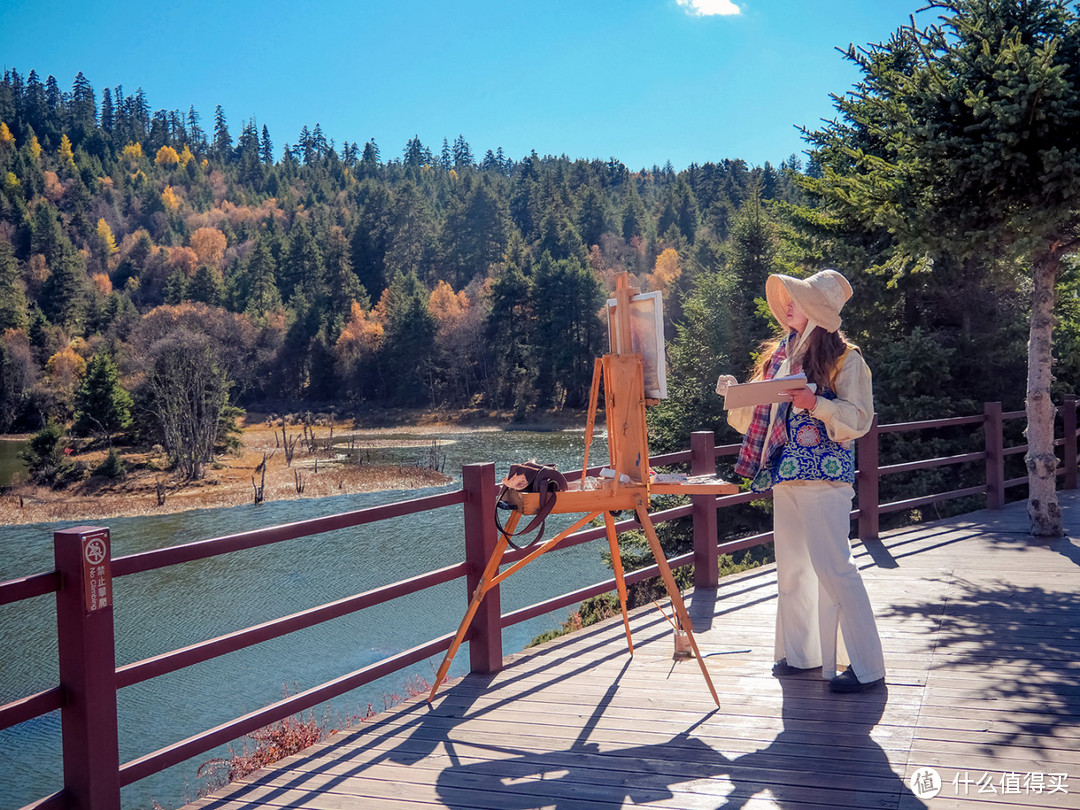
[718,269,885,693]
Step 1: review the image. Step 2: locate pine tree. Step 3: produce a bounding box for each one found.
[803,0,1080,536]
[260,124,273,164]
[213,105,232,159]
[0,238,28,332]
[42,242,89,333]
[73,352,133,444]
[189,265,224,306]
[381,269,437,404]
[531,253,603,408]
[241,238,283,317]
[164,268,188,305]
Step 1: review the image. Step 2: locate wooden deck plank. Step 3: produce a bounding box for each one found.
[184,492,1080,810]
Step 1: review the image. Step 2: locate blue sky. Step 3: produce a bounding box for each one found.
[2,0,924,170]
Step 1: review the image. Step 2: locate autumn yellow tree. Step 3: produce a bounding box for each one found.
[648,248,681,296]
[179,144,194,167]
[161,185,180,212]
[335,300,385,400]
[0,122,14,149]
[122,142,143,162]
[189,227,227,268]
[91,273,113,296]
[58,134,75,168]
[96,218,118,255]
[43,345,88,418]
[428,280,468,329]
[155,145,180,167]
[28,135,42,162]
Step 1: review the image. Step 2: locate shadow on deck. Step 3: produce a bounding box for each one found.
[186,493,1080,809]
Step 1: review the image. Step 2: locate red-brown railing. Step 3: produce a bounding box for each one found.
[2,396,1077,810]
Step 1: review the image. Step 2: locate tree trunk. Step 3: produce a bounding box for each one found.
[1026,250,1062,537]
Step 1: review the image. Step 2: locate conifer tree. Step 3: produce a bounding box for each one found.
[803,0,1080,536]
[42,242,89,333]
[73,351,132,445]
[380,269,436,404]
[213,105,231,159]
[0,238,28,332]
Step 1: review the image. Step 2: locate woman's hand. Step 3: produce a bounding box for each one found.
[782,386,818,412]
[716,374,738,396]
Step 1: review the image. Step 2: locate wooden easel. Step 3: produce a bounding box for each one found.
[428,273,737,706]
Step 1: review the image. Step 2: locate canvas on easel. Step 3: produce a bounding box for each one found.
[605,290,667,400]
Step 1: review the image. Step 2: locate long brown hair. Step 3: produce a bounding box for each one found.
[751,328,851,391]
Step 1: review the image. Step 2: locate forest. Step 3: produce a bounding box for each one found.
[3,0,1080,509]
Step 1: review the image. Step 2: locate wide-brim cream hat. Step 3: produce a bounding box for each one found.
[766,269,853,334]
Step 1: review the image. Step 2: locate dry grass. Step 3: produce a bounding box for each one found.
[1,416,453,526]
[195,674,432,797]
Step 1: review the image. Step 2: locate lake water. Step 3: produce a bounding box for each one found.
[0,428,613,810]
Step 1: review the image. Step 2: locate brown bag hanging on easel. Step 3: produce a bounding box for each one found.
[495,461,567,549]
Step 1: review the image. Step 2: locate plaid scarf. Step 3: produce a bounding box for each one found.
[734,334,798,479]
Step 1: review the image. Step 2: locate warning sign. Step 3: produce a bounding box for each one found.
[81,530,112,613]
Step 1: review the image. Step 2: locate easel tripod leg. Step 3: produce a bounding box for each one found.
[603,511,633,654]
[635,504,720,707]
[428,530,512,702]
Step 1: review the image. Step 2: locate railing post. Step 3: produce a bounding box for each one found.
[462,463,502,674]
[1062,395,1077,490]
[54,526,121,810]
[985,401,1005,509]
[857,415,880,541]
[690,431,719,589]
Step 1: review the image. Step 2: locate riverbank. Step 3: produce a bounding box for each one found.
[0,409,586,526]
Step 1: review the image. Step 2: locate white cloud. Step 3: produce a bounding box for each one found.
[676,0,741,16]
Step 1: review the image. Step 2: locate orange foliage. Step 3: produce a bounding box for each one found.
[208,169,228,204]
[45,346,87,385]
[336,301,385,361]
[27,255,48,290]
[155,145,180,167]
[189,227,227,268]
[0,122,14,147]
[167,246,199,277]
[428,281,469,327]
[648,248,681,295]
[43,171,64,202]
[184,199,284,233]
[372,288,391,322]
[91,273,113,296]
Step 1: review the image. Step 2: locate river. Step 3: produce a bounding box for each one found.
[0,427,613,810]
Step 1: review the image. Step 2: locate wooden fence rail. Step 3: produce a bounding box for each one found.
[2,396,1078,810]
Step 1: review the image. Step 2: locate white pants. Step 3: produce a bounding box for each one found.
[772,481,885,682]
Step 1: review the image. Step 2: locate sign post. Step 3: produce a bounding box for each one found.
[55,526,121,809]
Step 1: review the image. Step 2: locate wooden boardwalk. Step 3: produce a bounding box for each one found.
[186,493,1080,810]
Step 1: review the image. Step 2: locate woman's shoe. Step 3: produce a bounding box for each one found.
[772,658,821,677]
[829,667,885,693]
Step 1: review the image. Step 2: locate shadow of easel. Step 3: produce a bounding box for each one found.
[428,272,738,707]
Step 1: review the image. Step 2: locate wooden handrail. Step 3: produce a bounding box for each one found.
[112,489,467,576]
[3,395,1079,809]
